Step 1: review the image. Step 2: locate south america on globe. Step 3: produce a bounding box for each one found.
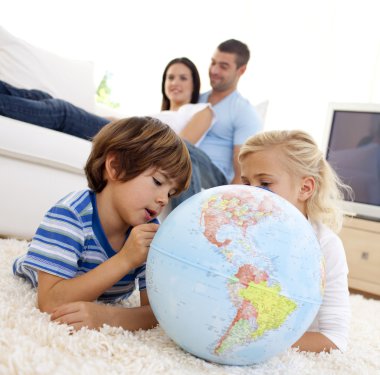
[146,185,324,365]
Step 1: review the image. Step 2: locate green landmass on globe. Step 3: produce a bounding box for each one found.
[201,192,298,355]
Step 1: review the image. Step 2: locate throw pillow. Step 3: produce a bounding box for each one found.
[0,26,95,112]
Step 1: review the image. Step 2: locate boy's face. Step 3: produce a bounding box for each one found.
[240,149,307,215]
[109,167,178,227]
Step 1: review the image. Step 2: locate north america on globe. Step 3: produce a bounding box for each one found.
[200,191,298,355]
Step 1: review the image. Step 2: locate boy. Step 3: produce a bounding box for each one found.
[13,117,192,331]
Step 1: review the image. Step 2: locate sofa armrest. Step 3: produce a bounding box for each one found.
[0,115,91,239]
[0,115,91,174]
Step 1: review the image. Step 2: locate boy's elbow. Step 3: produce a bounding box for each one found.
[37,295,59,314]
[38,299,52,314]
[36,271,67,313]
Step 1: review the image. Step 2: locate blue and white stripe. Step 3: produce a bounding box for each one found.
[13,189,148,302]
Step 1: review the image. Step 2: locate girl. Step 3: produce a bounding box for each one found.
[238,129,351,353]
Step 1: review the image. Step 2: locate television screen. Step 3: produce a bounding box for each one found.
[324,103,380,221]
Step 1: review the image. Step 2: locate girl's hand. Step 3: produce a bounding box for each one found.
[120,223,159,269]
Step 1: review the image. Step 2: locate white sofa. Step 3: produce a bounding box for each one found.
[0,116,91,239]
[0,26,122,239]
[0,27,269,239]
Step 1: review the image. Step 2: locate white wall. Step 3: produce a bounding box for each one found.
[1,0,380,147]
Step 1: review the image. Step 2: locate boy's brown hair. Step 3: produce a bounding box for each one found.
[85,116,192,195]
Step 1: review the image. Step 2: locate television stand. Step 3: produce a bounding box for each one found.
[339,216,380,296]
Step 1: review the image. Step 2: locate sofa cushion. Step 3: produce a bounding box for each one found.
[0,26,95,112]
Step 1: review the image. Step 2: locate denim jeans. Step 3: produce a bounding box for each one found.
[0,81,228,208]
[171,141,228,209]
[0,80,109,139]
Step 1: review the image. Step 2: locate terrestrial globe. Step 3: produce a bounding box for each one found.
[146,185,324,365]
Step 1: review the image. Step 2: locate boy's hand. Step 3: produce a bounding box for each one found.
[51,299,157,331]
[51,301,109,330]
[120,223,159,268]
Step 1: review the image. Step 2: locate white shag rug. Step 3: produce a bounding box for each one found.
[1,238,379,375]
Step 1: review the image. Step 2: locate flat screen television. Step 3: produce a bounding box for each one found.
[323,102,380,222]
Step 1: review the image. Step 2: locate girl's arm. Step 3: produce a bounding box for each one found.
[38,223,158,312]
[292,332,337,352]
[292,227,350,353]
[179,107,213,145]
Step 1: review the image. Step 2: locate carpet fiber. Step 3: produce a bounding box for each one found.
[1,238,379,375]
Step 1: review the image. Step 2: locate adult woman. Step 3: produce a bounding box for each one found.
[153,58,227,209]
[0,59,227,209]
[154,57,215,146]
[0,59,213,147]
[0,80,109,139]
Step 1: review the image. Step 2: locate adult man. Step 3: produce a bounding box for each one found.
[198,39,263,184]
[170,39,262,209]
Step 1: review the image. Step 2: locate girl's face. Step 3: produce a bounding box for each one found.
[240,148,307,215]
[164,63,193,110]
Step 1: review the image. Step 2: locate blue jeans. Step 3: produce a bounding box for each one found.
[0,81,228,207]
[171,141,228,209]
[0,80,109,139]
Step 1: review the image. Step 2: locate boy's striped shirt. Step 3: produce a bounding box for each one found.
[13,189,154,303]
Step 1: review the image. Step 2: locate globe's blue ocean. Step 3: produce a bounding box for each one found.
[147,185,324,365]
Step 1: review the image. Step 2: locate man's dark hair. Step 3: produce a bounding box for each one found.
[217,39,250,68]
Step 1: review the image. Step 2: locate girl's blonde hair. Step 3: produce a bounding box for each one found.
[239,130,352,232]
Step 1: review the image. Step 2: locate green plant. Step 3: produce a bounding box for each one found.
[96,71,120,109]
